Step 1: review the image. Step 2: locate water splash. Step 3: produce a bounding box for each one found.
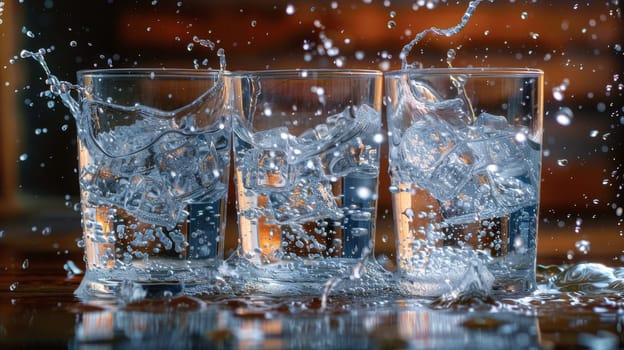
[320,244,386,310]
[400,0,489,69]
[19,48,82,117]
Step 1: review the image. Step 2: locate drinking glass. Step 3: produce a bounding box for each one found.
[384,68,543,296]
[74,69,237,298]
[233,69,383,294]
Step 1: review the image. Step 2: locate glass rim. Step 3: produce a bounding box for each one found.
[76,67,225,79]
[384,67,543,78]
[235,68,382,78]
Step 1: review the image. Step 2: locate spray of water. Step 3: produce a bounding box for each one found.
[19,48,82,117]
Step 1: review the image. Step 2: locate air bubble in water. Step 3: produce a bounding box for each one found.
[521,12,528,20]
[9,282,18,291]
[21,259,29,270]
[286,4,295,15]
[69,40,77,47]
[387,20,396,29]
[251,20,257,27]
[557,159,568,167]
[19,153,28,161]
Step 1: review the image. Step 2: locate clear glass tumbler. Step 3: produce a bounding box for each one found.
[384,68,543,296]
[233,69,383,294]
[74,69,237,299]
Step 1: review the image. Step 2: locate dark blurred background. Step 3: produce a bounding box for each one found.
[0,0,622,265]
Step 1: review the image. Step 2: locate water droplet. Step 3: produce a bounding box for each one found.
[520,11,528,20]
[285,4,295,15]
[21,259,29,270]
[387,20,396,29]
[557,159,568,167]
[566,250,575,260]
[555,107,573,126]
[9,282,18,291]
[552,79,570,101]
[575,240,590,254]
[69,40,77,47]
[589,130,599,138]
[251,20,257,27]
[19,153,28,161]
[41,226,52,236]
[186,43,194,51]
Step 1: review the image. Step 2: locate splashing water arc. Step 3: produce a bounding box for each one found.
[400,0,488,69]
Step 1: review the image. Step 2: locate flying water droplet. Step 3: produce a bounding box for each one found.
[41,226,52,236]
[575,240,590,254]
[552,79,570,101]
[285,4,295,15]
[555,107,574,126]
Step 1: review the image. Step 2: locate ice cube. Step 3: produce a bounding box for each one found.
[398,115,458,185]
[428,142,477,201]
[481,134,538,209]
[241,127,297,191]
[441,170,504,224]
[475,112,509,132]
[427,98,470,129]
[268,180,343,224]
[266,159,343,224]
[123,176,183,228]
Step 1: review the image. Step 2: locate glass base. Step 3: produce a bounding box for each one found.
[75,259,230,300]
[238,258,392,296]
[396,260,536,298]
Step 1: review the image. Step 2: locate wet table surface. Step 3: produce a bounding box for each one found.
[1,214,623,349]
